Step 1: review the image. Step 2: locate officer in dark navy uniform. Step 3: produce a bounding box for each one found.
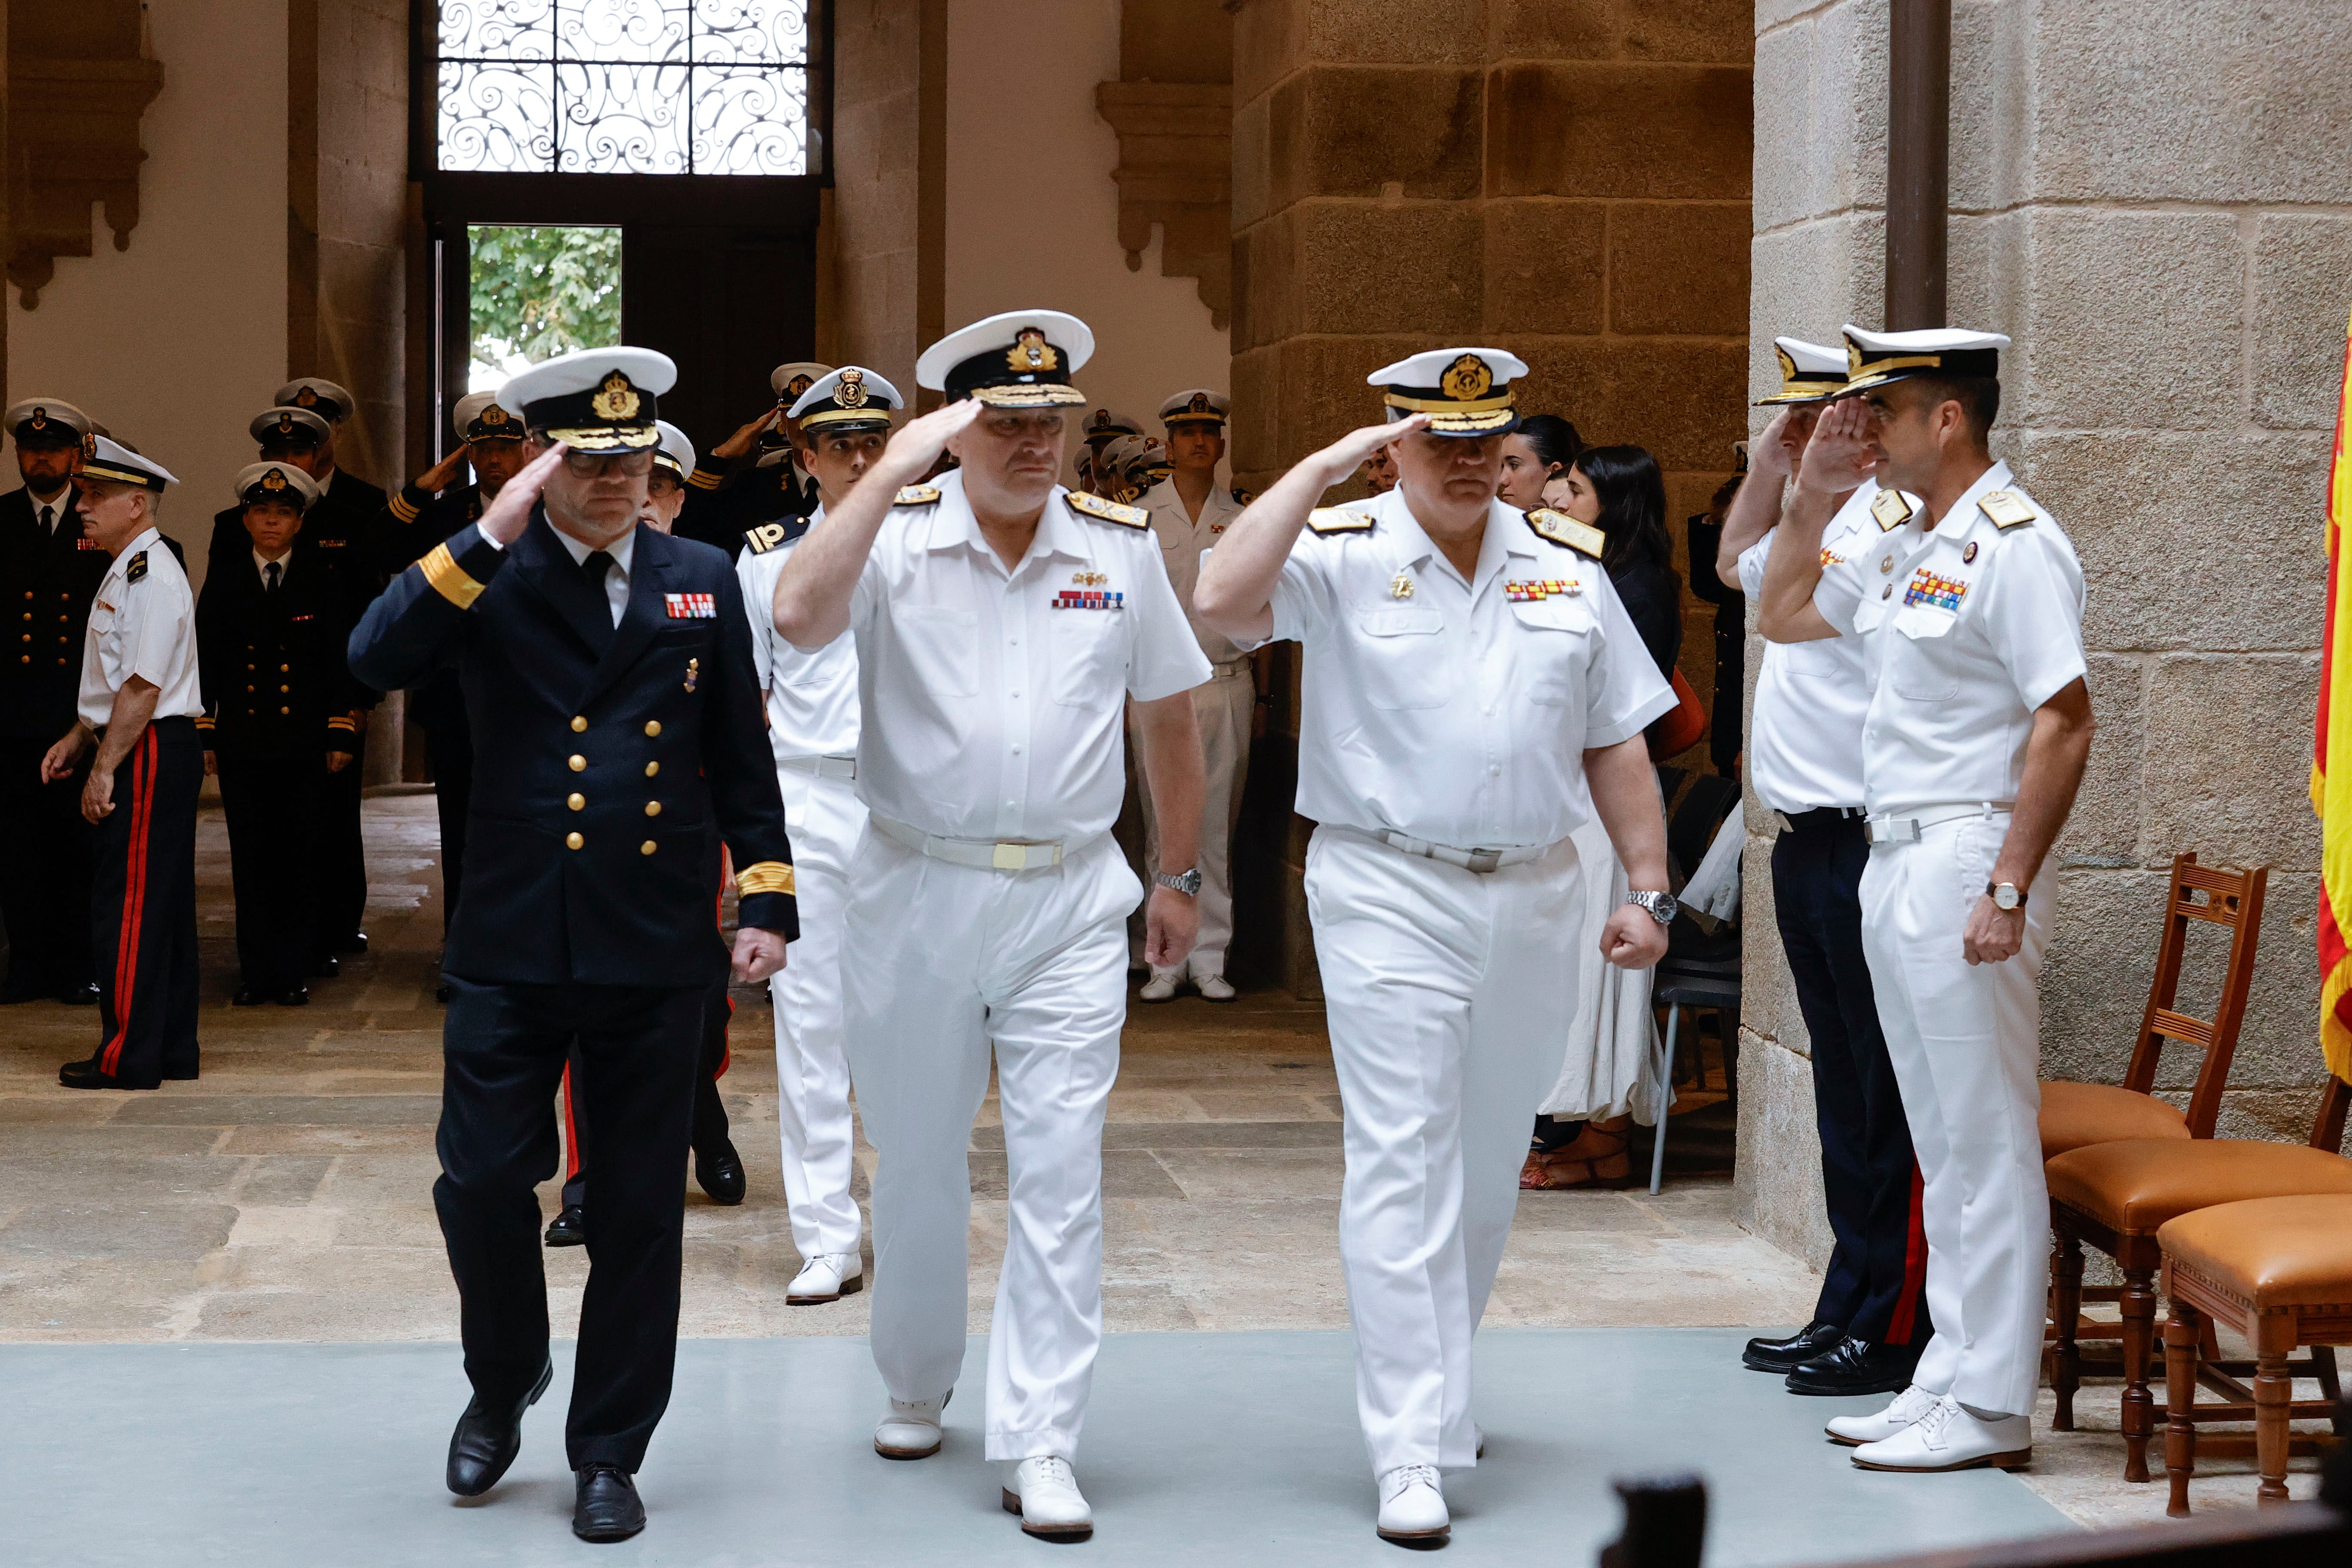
[197,462,366,1006]
[376,390,533,955]
[0,398,108,1005]
[674,361,829,555]
[349,345,796,1545]
[275,377,392,528]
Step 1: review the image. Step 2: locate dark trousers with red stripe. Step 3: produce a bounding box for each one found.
[560,977,732,1210]
[1773,810,1931,1348]
[437,976,707,1471]
[90,717,201,1087]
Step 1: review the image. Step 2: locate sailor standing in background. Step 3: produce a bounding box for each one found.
[677,362,832,553]
[0,398,107,1006]
[734,367,901,1303]
[1136,389,1252,1003]
[1076,408,1143,496]
[47,438,205,1090]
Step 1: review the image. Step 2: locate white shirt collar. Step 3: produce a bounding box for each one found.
[550,522,636,576]
[30,486,69,523]
[112,526,162,571]
[254,547,292,582]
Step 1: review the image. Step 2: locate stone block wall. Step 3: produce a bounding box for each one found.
[1739,0,2352,1268]
[823,0,935,399]
[1229,0,1755,991]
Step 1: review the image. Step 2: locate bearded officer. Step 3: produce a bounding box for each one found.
[1135,389,1252,1003]
[1757,325,2093,1474]
[1714,339,1933,1397]
[1193,348,1676,1545]
[350,346,796,1544]
[0,398,107,1006]
[45,438,205,1090]
[732,366,902,1304]
[771,310,1209,1541]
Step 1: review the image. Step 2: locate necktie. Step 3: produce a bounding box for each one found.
[38,505,52,534]
[265,561,282,593]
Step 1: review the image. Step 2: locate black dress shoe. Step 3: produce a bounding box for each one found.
[341,931,368,955]
[58,981,100,1006]
[694,1140,747,1206]
[311,955,341,979]
[445,1358,552,1496]
[435,983,453,1005]
[545,1205,588,1247]
[277,986,311,1007]
[1743,1319,1845,1372]
[234,985,269,1007]
[58,1056,149,1090]
[572,1465,645,1542]
[1786,1336,1923,1397]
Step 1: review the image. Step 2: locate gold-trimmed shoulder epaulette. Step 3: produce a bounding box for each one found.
[744,522,792,555]
[1870,489,1915,532]
[1230,486,1256,506]
[1307,507,1375,535]
[893,484,942,507]
[1526,509,1605,558]
[125,550,148,583]
[1066,490,1148,528]
[1976,490,2039,531]
[686,466,725,492]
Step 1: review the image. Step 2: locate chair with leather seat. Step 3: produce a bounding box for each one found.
[2046,1074,2352,1484]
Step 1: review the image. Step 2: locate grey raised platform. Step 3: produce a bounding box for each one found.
[3,1329,2073,1566]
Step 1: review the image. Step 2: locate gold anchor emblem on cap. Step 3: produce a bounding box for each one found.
[591,372,641,421]
[835,367,868,408]
[1009,328,1057,373]
[1439,355,1492,402]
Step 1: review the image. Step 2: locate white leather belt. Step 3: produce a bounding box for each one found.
[1866,802,2012,845]
[1334,824,1557,874]
[779,755,856,780]
[1209,658,1251,677]
[870,812,1097,873]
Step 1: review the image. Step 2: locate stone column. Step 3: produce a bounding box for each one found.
[822,0,944,403]
[1738,0,2352,1265]
[1230,0,1756,994]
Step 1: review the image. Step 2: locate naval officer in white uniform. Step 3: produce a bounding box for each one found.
[1758,325,2093,1474]
[734,366,901,1305]
[1194,348,1677,1545]
[769,310,1209,1541]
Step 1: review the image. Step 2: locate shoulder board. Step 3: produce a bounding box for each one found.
[743,522,792,555]
[1066,490,1149,529]
[1526,509,1605,558]
[1230,486,1255,506]
[1869,489,1915,532]
[1307,507,1375,535]
[1976,490,2038,531]
[892,484,941,507]
[125,550,148,583]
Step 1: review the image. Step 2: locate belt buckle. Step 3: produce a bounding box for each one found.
[992,843,1028,871]
[1868,816,1922,846]
[1465,847,1503,874]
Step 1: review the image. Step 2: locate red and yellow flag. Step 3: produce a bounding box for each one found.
[2312,304,2352,1082]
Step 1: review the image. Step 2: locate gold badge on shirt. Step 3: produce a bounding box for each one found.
[1390,571,1415,600]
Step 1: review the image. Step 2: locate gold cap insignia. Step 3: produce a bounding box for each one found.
[481,405,509,427]
[294,387,319,408]
[787,374,815,399]
[277,414,298,435]
[81,432,97,460]
[1088,410,1110,431]
[262,467,289,492]
[1440,354,1493,402]
[591,371,642,422]
[1009,328,1058,374]
[835,368,867,409]
[1775,346,1798,385]
[27,408,46,430]
[1187,392,1212,414]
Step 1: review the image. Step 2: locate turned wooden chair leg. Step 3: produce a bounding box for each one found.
[2163,1302,2200,1518]
[2120,1262,2159,1483]
[2254,1350,2293,1505]
[2052,1230,2084,1432]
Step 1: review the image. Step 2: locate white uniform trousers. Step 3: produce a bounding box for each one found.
[768,768,866,1263]
[1136,660,1253,977]
[1304,826,1583,1476]
[1860,812,2049,1418]
[842,829,1138,1462]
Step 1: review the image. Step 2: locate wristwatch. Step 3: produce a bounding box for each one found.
[1626,890,1678,925]
[1987,881,2026,911]
[1157,868,1203,897]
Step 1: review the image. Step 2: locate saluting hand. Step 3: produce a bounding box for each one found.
[1795,398,1875,496]
[1311,415,1429,490]
[1751,407,1802,482]
[415,447,468,497]
[874,398,984,488]
[476,442,569,547]
[712,406,781,462]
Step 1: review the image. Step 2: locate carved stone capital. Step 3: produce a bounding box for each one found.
[9,49,166,308]
[1095,80,1233,330]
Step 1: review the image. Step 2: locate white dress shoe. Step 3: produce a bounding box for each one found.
[874,1390,950,1459]
[1851,1396,2032,1472]
[1825,1382,1940,1447]
[1138,969,1182,1002]
[1376,1464,1449,1544]
[1194,972,1236,1002]
[786,1252,864,1305]
[1001,1456,1093,1539]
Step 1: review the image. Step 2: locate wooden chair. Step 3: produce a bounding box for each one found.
[2160,1170,2352,1515]
[2047,1075,2352,1484]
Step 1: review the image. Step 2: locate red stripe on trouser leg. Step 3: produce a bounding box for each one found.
[561,1060,583,1183]
[99,731,157,1077]
[1885,1162,1929,1347]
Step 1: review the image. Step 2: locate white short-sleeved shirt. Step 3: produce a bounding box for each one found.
[737,505,860,764]
[1140,478,1248,666]
[1816,460,2087,816]
[1737,480,1916,815]
[841,470,1211,842]
[79,527,201,726]
[1263,488,1676,848]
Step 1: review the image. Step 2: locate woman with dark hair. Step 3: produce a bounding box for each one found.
[1494,414,1583,513]
[1551,444,1681,678]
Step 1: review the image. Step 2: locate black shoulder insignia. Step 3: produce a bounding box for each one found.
[1306,507,1375,535]
[1526,509,1605,558]
[1977,490,2039,531]
[125,550,148,583]
[892,484,941,507]
[744,522,791,555]
[1066,490,1149,529]
[1230,486,1256,506]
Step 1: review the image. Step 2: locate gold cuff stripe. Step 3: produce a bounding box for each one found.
[687,467,725,491]
[420,542,487,609]
[389,494,421,523]
[327,717,357,730]
[735,861,796,897]
[1383,390,1517,415]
